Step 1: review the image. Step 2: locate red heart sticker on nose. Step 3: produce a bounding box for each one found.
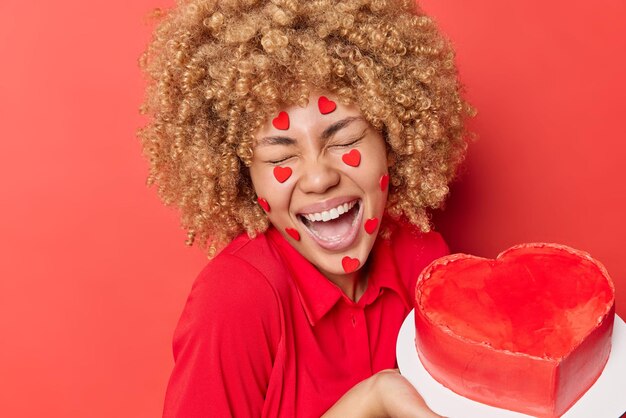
[342,149,361,167]
[414,243,615,417]
[273,166,292,183]
[380,174,389,191]
[364,217,378,234]
[272,111,289,130]
[257,197,270,212]
[318,96,336,114]
[341,256,360,273]
[285,228,300,241]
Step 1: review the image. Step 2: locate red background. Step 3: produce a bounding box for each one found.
[0,1,624,416]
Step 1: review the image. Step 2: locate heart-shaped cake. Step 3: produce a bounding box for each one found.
[414,243,615,417]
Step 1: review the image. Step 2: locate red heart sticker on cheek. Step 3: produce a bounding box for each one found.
[257,197,270,212]
[273,166,292,183]
[318,96,337,114]
[364,217,379,234]
[414,243,615,417]
[285,228,300,241]
[380,174,389,191]
[341,149,361,167]
[272,111,289,130]
[341,256,360,273]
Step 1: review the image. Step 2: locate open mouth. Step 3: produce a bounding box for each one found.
[297,199,363,251]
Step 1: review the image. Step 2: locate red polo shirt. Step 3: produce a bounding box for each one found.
[163,219,448,417]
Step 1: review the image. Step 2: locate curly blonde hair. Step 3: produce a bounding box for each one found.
[139,0,472,257]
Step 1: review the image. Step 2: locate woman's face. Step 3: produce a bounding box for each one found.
[249,93,389,279]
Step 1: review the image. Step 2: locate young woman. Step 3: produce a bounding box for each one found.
[139,0,471,416]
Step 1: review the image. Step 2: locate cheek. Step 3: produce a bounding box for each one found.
[351,151,388,192]
[251,167,295,219]
[340,149,361,167]
[272,166,293,183]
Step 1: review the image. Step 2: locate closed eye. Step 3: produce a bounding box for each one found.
[333,139,359,148]
[267,156,294,165]
[330,134,365,149]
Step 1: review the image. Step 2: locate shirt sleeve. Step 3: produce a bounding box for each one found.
[163,254,282,418]
[414,230,450,286]
[419,230,450,265]
[392,222,451,295]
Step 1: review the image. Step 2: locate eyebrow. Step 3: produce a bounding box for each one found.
[256,116,365,147]
[320,116,364,140]
[256,136,296,147]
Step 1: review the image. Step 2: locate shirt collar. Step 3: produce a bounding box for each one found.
[266,223,411,326]
[363,232,413,311]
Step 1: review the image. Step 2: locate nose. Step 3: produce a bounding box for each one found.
[297,158,341,195]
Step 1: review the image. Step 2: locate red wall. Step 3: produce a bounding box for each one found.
[0,0,623,416]
[424,0,626,313]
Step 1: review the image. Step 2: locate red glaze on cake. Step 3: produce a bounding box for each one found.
[414,243,615,418]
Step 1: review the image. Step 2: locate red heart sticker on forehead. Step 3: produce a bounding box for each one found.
[318,96,337,115]
[380,174,389,191]
[257,197,270,212]
[342,149,361,167]
[272,111,289,130]
[285,228,300,241]
[273,166,292,183]
[342,256,360,273]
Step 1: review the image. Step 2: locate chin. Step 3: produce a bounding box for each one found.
[311,239,375,277]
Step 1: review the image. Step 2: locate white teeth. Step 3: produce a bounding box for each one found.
[301,200,358,223]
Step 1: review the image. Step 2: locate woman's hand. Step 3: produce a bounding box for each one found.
[321,369,445,418]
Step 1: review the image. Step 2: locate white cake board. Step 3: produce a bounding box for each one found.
[397,310,626,418]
